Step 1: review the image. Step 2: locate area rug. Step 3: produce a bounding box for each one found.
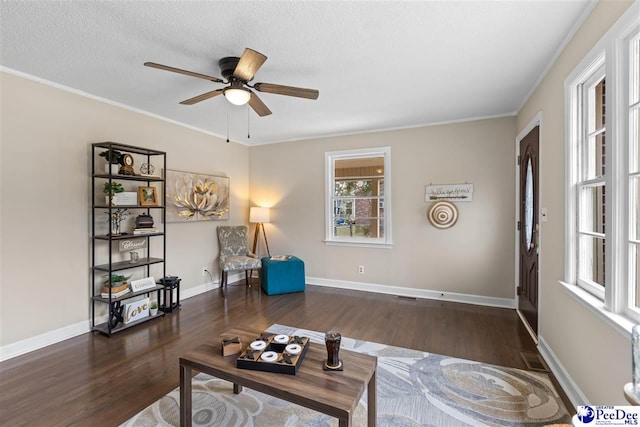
[122,324,571,426]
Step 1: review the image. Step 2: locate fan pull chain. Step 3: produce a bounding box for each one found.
[247,106,251,139]
[226,113,229,143]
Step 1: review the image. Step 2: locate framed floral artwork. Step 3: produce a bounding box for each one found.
[165,169,230,222]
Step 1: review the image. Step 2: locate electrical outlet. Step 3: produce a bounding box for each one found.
[358,265,365,274]
[202,267,207,277]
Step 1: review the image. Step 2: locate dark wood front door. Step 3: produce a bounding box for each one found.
[518,125,539,335]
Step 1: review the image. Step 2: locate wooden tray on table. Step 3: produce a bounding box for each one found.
[237,332,310,375]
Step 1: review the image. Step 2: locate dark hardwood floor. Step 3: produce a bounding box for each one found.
[0,282,570,426]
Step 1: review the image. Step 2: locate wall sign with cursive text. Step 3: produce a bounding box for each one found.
[124,298,149,324]
[118,238,147,252]
[425,183,474,202]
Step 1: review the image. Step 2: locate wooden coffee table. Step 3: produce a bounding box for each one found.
[179,327,377,427]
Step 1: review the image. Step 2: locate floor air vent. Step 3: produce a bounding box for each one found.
[520,352,549,372]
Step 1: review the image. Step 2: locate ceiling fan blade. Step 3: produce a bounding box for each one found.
[180,89,225,105]
[253,82,319,100]
[233,48,267,81]
[248,91,272,117]
[144,62,224,83]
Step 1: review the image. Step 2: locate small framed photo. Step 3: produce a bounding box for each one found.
[130,276,157,292]
[138,186,159,206]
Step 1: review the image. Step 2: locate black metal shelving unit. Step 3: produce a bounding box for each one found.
[91,142,167,336]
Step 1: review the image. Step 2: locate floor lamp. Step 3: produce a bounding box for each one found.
[250,207,271,257]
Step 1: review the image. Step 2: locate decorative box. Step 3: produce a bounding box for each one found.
[135,214,154,228]
[221,336,242,356]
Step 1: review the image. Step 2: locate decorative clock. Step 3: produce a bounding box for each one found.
[119,154,136,175]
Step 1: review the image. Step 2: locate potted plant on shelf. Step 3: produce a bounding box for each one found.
[103,182,124,205]
[149,301,159,316]
[99,149,122,175]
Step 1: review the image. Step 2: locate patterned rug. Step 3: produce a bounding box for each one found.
[122,324,571,426]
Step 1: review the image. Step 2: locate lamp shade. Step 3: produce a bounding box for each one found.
[249,207,270,223]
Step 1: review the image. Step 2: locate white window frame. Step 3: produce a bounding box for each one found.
[325,147,392,248]
[563,1,640,336]
[575,63,607,299]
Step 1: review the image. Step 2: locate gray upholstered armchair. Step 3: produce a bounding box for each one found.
[217,225,261,296]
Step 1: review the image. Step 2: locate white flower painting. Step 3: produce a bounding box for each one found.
[166,170,230,222]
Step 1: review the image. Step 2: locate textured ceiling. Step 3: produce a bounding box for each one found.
[0,1,592,145]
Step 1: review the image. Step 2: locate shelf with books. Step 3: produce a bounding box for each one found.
[92,284,164,303]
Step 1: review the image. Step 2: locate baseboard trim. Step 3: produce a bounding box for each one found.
[181,280,219,300]
[0,320,90,362]
[306,277,516,309]
[0,276,233,362]
[516,309,539,345]
[538,335,588,407]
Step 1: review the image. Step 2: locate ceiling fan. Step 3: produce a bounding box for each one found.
[144,48,319,117]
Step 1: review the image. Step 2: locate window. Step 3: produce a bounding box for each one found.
[629,32,640,314]
[565,3,640,328]
[577,66,607,297]
[325,147,392,246]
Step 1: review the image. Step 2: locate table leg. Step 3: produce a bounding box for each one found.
[368,369,376,427]
[180,363,192,427]
[339,415,350,427]
[233,383,243,394]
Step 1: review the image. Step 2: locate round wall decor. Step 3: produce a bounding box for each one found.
[427,201,458,229]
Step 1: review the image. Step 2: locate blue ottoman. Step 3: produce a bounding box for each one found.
[261,256,306,295]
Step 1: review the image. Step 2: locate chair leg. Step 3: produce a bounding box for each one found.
[221,271,227,297]
[245,270,250,288]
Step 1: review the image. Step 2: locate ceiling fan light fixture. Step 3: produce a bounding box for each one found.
[224,87,251,106]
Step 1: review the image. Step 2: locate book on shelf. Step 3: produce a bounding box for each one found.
[133,228,159,235]
[102,283,129,294]
[100,288,131,299]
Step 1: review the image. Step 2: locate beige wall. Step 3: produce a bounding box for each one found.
[249,117,516,299]
[0,71,249,346]
[517,0,634,404]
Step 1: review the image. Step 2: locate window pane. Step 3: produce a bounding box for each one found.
[525,158,534,249]
[335,180,375,197]
[583,76,606,180]
[333,199,353,221]
[333,221,383,238]
[631,244,640,310]
[579,234,606,287]
[631,33,640,105]
[583,132,606,179]
[593,78,606,131]
[579,183,606,234]
[632,176,640,241]
[632,107,640,173]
